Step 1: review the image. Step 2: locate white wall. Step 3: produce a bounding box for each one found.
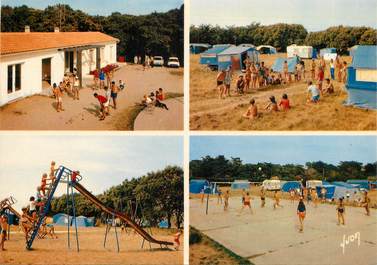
[0,49,64,106]
[81,41,117,76]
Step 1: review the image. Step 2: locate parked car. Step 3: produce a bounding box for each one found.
[167,57,180,68]
[152,56,164,67]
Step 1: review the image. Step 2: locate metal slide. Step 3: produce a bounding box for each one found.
[71,182,173,247]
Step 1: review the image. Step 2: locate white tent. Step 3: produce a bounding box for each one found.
[287,44,314,59]
[256,45,277,54]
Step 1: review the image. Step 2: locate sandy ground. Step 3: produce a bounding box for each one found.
[190,54,376,131]
[190,196,377,265]
[0,227,183,265]
[0,65,183,130]
[134,97,183,130]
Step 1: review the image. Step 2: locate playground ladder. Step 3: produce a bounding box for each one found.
[26,166,69,250]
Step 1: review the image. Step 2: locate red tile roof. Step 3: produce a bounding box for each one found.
[0,32,119,55]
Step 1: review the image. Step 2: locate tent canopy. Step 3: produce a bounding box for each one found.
[281,181,301,192]
[189,179,209,194]
[231,180,250,190]
[316,185,335,199]
[73,216,94,227]
[351,45,377,69]
[257,45,277,54]
[271,56,300,73]
[53,213,73,226]
[346,180,370,190]
[218,46,256,56]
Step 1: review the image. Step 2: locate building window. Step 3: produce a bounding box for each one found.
[7,63,22,94]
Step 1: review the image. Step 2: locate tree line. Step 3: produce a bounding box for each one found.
[1,4,184,63]
[190,23,377,54]
[50,166,184,228]
[190,155,377,183]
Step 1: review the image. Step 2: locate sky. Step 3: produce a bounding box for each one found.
[190,0,377,32]
[190,135,377,165]
[0,134,183,212]
[2,0,183,16]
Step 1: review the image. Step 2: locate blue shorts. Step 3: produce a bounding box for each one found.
[312,95,320,102]
[111,92,118,99]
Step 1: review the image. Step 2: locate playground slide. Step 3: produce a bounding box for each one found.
[72,182,173,246]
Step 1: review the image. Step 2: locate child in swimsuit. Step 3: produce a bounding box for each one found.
[336,198,345,225]
[239,192,253,215]
[243,99,258,120]
[224,190,230,211]
[173,230,182,250]
[0,215,8,251]
[265,96,278,112]
[297,197,306,232]
[260,187,266,208]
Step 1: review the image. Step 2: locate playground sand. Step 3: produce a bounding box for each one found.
[0,65,183,130]
[190,196,377,265]
[0,227,183,265]
[189,54,376,131]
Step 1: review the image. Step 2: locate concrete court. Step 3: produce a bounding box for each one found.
[134,97,183,130]
[190,196,377,265]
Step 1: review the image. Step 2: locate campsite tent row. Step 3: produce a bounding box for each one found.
[200,44,259,71]
[53,213,95,227]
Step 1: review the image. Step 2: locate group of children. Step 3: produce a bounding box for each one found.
[52,71,80,112]
[141,88,169,110]
[215,55,344,121]
[207,186,372,233]
[93,79,125,120]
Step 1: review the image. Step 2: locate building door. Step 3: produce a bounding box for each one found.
[64,51,74,73]
[7,64,22,96]
[42,58,51,89]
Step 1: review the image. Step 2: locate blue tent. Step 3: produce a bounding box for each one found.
[217,46,259,71]
[271,56,300,73]
[158,220,169,228]
[320,48,337,56]
[190,43,211,54]
[332,182,359,199]
[281,181,302,192]
[346,179,370,190]
[200,44,233,68]
[231,181,250,190]
[190,179,210,194]
[316,185,335,199]
[72,216,94,227]
[53,213,73,226]
[345,45,377,109]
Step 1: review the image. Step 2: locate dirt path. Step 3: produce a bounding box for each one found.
[134,97,183,130]
[0,65,183,130]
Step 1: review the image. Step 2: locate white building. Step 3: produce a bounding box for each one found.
[0,29,119,106]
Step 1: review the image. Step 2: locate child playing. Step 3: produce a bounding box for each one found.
[71,170,80,183]
[224,190,230,211]
[260,187,266,208]
[336,198,345,225]
[200,189,205,204]
[29,196,37,216]
[0,215,8,251]
[93,93,109,120]
[283,61,289,81]
[307,81,320,103]
[239,192,253,215]
[119,80,125,90]
[73,75,80,100]
[242,99,258,119]
[173,230,182,251]
[236,75,245,94]
[265,96,278,112]
[362,191,370,216]
[216,70,226,99]
[157,88,165,101]
[273,191,283,209]
[311,59,316,80]
[53,83,64,112]
[330,59,335,80]
[40,173,49,197]
[290,189,295,203]
[110,81,120,109]
[217,189,222,204]
[49,161,56,183]
[323,78,334,94]
[297,196,306,232]
[279,93,290,111]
